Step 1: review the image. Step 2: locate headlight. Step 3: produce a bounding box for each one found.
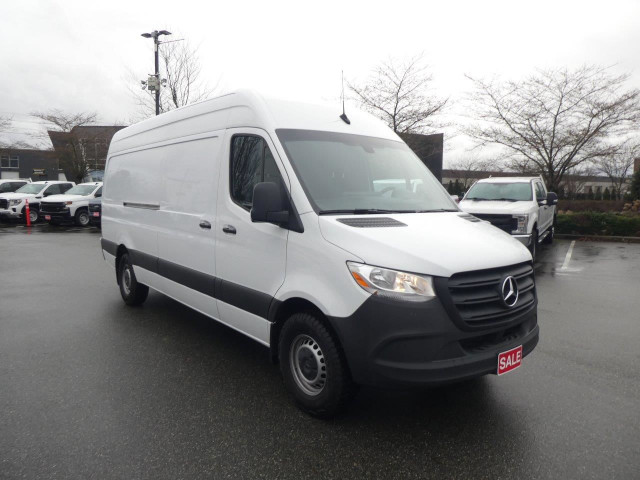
[9,199,22,206]
[512,214,529,234]
[347,262,436,301]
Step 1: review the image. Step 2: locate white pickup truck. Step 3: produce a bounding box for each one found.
[459,176,558,260]
[39,182,103,226]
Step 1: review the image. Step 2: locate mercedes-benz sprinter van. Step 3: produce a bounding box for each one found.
[101,90,539,417]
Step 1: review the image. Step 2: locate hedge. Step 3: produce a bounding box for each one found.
[557,199,625,213]
[556,212,640,237]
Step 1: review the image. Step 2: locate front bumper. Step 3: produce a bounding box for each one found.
[0,208,21,219]
[40,209,72,222]
[513,234,532,246]
[328,294,538,388]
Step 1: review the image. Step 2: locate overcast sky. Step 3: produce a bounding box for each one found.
[1,0,639,163]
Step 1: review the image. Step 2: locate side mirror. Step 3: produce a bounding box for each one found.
[251,182,288,225]
[546,192,558,205]
[95,192,102,198]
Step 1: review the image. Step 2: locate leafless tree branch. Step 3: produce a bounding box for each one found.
[463,65,640,192]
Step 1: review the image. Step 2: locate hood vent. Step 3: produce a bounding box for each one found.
[337,217,407,228]
[458,213,481,223]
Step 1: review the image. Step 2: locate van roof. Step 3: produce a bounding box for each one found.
[109,90,400,155]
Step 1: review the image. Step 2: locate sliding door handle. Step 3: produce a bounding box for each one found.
[222,225,236,234]
[199,220,212,229]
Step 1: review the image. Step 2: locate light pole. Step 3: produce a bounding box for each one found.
[141,30,171,116]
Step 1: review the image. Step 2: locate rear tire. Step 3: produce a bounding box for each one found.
[75,209,90,227]
[279,312,357,418]
[117,253,149,306]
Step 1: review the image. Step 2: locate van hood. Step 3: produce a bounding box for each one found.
[42,194,88,203]
[318,212,531,278]
[459,200,532,215]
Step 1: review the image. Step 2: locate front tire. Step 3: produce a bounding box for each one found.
[74,209,90,227]
[279,312,357,418]
[117,253,149,306]
[23,207,39,224]
[529,229,538,262]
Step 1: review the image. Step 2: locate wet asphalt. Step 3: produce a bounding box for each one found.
[0,222,639,479]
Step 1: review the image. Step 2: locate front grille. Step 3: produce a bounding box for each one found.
[440,262,536,328]
[472,214,517,233]
[40,202,66,213]
[0,199,8,209]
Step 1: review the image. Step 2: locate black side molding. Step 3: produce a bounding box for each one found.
[100,241,273,320]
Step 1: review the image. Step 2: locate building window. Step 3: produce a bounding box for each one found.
[1,154,19,168]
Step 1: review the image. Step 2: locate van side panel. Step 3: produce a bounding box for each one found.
[156,134,222,320]
[102,149,162,271]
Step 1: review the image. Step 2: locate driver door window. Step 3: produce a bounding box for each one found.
[43,184,62,196]
[230,135,283,211]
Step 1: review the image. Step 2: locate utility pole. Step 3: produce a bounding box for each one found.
[141,30,172,116]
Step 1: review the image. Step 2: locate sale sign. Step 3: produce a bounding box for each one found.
[497,345,523,375]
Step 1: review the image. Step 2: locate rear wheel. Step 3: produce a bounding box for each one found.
[279,312,357,418]
[117,253,149,306]
[74,209,90,227]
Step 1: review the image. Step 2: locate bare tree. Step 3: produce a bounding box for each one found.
[32,110,98,183]
[448,156,496,190]
[129,39,218,119]
[464,66,640,192]
[596,141,639,199]
[348,54,448,134]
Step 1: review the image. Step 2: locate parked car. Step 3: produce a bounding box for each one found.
[0,181,75,223]
[40,182,103,226]
[459,176,558,260]
[88,198,102,227]
[101,90,539,417]
[0,178,30,195]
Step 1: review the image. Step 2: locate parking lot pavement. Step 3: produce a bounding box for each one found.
[1,226,639,479]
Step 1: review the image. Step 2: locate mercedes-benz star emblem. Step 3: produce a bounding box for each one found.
[501,276,519,308]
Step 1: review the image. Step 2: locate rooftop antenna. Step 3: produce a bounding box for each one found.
[340,70,351,125]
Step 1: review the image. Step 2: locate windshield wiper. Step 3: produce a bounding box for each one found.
[493,198,518,202]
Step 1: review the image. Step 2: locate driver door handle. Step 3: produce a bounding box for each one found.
[199,220,212,229]
[222,224,236,235]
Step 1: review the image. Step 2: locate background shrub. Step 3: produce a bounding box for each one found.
[556,212,640,237]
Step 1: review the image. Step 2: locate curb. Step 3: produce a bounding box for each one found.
[555,233,640,243]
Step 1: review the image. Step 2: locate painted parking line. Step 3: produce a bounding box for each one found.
[560,240,576,271]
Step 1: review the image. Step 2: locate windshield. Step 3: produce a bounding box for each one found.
[64,185,97,196]
[16,183,45,194]
[465,182,533,201]
[276,129,457,214]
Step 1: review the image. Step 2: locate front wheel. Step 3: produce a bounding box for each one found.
[529,229,538,262]
[279,312,357,418]
[118,253,149,306]
[74,209,90,227]
[23,207,39,224]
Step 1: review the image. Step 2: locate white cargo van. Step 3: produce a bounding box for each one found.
[101,91,539,417]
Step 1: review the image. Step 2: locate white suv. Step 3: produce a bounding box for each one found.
[459,177,558,260]
[0,181,75,223]
[40,182,103,226]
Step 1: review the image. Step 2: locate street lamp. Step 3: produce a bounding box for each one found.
[141,30,172,116]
